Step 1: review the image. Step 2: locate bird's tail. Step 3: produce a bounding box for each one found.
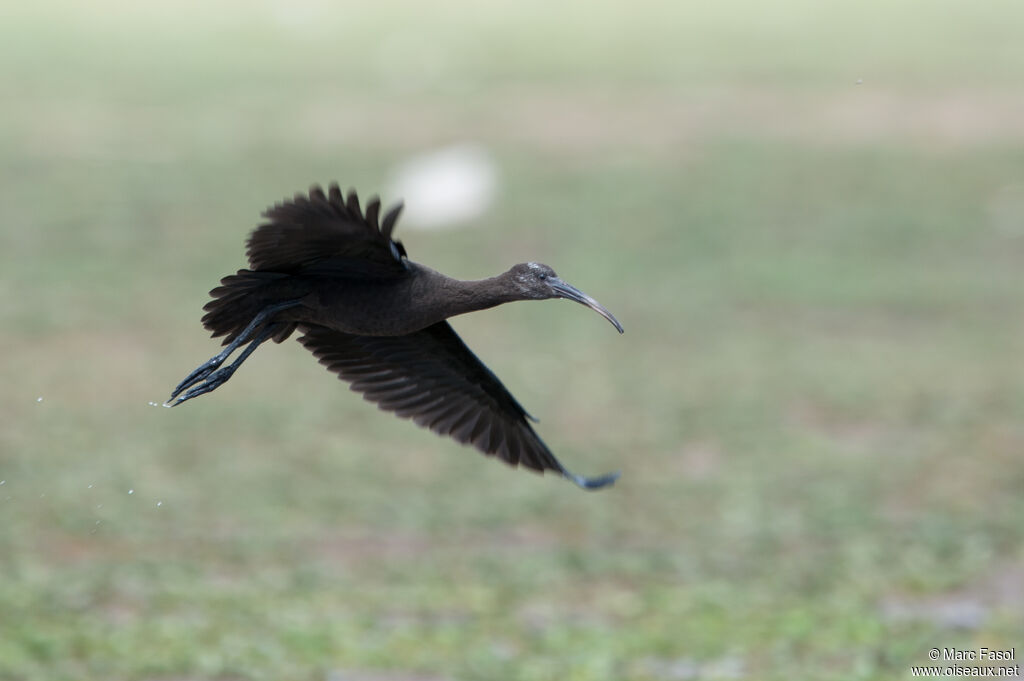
[201,270,298,345]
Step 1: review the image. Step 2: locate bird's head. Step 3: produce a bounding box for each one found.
[507,262,624,333]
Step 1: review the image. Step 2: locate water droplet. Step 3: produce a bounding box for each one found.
[855,78,863,85]
[36,396,43,403]
[87,484,93,489]
[0,480,5,486]
[148,401,158,407]
[128,489,134,495]
[156,501,163,507]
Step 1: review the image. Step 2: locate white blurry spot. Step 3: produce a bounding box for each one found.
[856,78,863,85]
[128,489,134,495]
[36,396,43,403]
[387,144,498,231]
[0,480,5,486]
[148,401,158,407]
[156,501,162,507]
[87,484,93,489]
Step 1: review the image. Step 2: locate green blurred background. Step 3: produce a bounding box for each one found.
[2,2,1023,679]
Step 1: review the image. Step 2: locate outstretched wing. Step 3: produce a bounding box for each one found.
[297,322,616,488]
[247,183,408,278]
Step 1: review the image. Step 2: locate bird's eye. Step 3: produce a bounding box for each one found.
[538,272,547,280]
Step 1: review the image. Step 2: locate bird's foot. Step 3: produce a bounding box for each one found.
[166,320,286,407]
[166,365,238,406]
[564,470,620,490]
[167,355,227,402]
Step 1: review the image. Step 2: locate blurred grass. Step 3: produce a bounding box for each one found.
[2,1,1024,680]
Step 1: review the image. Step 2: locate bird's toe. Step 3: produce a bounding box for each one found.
[565,470,620,490]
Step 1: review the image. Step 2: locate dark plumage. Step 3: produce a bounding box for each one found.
[168,183,623,489]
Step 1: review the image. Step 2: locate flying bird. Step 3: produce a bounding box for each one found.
[167,184,623,489]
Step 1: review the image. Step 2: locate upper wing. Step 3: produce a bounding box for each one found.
[246,184,408,278]
[297,322,617,488]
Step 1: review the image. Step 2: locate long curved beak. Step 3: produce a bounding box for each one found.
[550,279,624,333]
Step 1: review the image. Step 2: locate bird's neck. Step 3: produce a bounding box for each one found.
[414,267,520,323]
[446,275,521,317]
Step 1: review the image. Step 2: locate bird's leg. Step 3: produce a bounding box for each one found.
[168,322,283,406]
[167,299,302,404]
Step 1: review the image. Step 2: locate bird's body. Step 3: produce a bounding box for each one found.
[169,183,623,489]
[264,265,514,337]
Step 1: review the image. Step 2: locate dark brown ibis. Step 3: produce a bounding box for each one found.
[167,183,624,489]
